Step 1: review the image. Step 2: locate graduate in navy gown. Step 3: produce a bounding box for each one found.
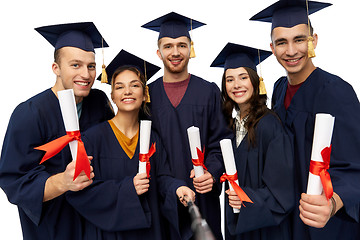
[142,12,233,239]
[0,22,114,240]
[211,43,294,240]
[66,49,195,240]
[251,1,360,239]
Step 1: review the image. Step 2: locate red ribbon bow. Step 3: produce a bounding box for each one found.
[192,147,207,170]
[309,145,333,200]
[139,143,156,178]
[220,172,253,206]
[34,130,90,181]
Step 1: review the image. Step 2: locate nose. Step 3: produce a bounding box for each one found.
[234,78,241,89]
[172,46,180,56]
[124,85,132,95]
[80,66,91,79]
[286,42,297,57]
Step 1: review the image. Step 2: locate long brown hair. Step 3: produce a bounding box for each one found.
[221,67,270,147]
[110,65,150,117]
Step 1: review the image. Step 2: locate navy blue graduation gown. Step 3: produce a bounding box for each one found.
[224,113,294,240]
[0,88,114,240]
[148,75,233,240]
[65,121,187,239]
[272,68,360,240]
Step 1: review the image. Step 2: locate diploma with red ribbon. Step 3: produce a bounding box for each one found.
[220,139,253,212]
[187,126,205,177]
[306,113,335,200]
[139,120,156,178]
[35,89,90,181]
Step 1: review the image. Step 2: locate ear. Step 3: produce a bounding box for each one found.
[52,62,60,77]
[156,49,163,60]
[312,33,318,49]
[270,42,275,55]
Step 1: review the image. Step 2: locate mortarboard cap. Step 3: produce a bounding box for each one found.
[210,43,272,71]
[97,49,161,85]
[250,0,332,30]
[35,22,109,52]
[141,12,206,40]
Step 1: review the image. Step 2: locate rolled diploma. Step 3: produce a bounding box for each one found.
[306,113,335,195]
[139,120,152,174]
[220,139,240,213]
[57,89,80,162]
[187,126,204,177]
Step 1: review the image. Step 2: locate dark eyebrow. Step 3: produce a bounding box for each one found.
[274,38,287,45]
[294,35,308,40]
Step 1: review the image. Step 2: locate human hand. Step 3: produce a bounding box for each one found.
[225,189,242,210]
[190,169,214,194]
[299,193,332,228]
[62,156,95,192]
[176,186,195,207]
[133,173,149,195]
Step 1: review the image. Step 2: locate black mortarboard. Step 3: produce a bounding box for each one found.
[210,43,272,71]
[250,0,332,30]
[97,49,161,85]
[35,22,108,52]
[141,12,205,40]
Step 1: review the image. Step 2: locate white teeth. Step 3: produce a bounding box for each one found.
[76,82,89,86]
[122,98,135,102]
[287,59,300,62]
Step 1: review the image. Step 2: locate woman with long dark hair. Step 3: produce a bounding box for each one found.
[211,43,294,240]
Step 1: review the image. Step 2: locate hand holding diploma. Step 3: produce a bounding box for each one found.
[220,139,253,211]
[35,89,90,181]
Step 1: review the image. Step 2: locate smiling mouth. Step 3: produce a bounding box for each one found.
[170,59,182,65]
[285,57,303,64]
[122,98,136,103]
[233,91,246,97]
[75,81,90,86]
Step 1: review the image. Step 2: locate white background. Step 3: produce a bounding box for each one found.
[0,0,359,238]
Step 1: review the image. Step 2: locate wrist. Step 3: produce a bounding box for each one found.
[330,196,336,217]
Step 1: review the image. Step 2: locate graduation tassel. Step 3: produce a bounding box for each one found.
[144,61,151,103]
[306,0,316,58]
[307,36,316,58]
[257,49,266,95]
[190,41,196,58]
[189,19,196,58]
[100,38,108,83]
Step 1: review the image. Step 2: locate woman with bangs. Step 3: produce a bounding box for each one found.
[211,43,294,240]
[65,50,195,240]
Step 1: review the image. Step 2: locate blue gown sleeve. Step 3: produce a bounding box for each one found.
[204,83,232,183]
[227,116,294,234]
[315,79,360,222]
[0,102,51,225]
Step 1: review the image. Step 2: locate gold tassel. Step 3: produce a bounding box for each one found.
[145,86,150,103]
[101,64,108,83]
[190,40,196,58]
[259,77,267,95]
[307,36,316,58]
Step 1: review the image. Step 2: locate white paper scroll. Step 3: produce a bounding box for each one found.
[220,139,240,213]
[139,120,152,174]
[187,126,204,177]
[306,113,335,195]
[57,89,79,162]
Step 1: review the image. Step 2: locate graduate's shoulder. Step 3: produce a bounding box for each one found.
[190,74,219,90]
[315,68,358,102]
[82,121,110,138]
[11,89,55,120]
[256,111,284,136]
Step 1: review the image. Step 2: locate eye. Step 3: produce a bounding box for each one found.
[226,78,233,83]
[88,64,96,70]
[131,83,141,88]
[72,64,79,68]
[241,75,249,81]
[115,85,124,90]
